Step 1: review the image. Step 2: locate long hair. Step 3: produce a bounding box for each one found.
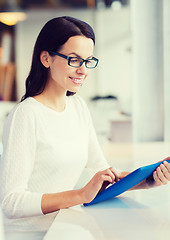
[21,16,95,101]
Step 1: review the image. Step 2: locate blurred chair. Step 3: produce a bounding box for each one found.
[89,95,119,142]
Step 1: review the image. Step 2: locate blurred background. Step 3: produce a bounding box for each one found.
[0,0,170,145]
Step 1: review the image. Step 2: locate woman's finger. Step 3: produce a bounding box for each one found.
[163,160,170,170]
[155,166,168,185]
[160,162,170,181]
[163,161,170,179]
[109,167,120,182]
[104,168,116,183]
[99,169,115,183]
[99,174,114,184]
[153,170,163,186]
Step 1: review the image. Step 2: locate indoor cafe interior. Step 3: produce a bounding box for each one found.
[0,1,170,240]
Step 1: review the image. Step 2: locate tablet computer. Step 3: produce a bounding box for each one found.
[84,160,170,206]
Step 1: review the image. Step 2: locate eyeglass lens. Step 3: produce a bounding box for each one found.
[69,58,97,68]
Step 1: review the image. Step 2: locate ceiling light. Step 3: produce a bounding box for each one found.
[0,0,27,26]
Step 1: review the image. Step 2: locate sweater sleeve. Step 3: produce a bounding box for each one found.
[0,105,43,219]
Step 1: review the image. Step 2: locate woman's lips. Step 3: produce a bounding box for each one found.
[69,77,83,85]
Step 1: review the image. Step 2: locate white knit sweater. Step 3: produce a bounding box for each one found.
[0,95,109,232]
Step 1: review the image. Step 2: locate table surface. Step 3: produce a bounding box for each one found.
[43,142,170,240]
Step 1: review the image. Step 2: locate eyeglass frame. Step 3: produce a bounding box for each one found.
[49,51,99,69]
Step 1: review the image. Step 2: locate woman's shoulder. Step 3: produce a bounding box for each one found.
[7,97,40,122]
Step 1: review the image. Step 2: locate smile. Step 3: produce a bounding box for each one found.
[69,77,83,85]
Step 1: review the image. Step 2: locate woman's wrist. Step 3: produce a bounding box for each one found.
[78,187,88,204]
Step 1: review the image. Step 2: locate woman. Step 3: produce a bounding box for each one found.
[0,16,170,239]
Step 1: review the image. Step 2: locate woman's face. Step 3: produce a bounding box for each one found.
[44,35,94,94]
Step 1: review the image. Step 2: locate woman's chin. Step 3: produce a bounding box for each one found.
[68,85,82,93]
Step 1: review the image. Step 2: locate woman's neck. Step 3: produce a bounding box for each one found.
[33,87,67,112]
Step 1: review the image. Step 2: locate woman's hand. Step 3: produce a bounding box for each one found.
[80,167,120,204]
[118,158,170,190]
[146,159,170,188]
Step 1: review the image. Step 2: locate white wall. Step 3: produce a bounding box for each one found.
[94,8,132,108]
[131,0,164,142]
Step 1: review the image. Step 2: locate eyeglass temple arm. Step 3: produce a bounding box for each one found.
[49,51,69,60]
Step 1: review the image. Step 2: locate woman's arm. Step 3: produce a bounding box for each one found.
[0,106,43,219]
[41,167,119,214]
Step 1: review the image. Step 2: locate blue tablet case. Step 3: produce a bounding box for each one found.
[84,160,170,206]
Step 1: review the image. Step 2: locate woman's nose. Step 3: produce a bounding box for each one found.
[76,63,89,75]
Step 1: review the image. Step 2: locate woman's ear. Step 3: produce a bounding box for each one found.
[40,51,50,68]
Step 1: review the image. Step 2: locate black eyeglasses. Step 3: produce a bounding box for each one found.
[49,51,99,69]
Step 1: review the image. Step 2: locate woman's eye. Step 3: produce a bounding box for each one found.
[70,58,80,63]
[70,59,78,63]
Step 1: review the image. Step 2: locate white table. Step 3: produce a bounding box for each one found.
[43,142,170,240]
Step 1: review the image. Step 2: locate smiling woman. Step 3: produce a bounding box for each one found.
[0,16,170,240]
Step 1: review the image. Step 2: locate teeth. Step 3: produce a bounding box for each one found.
[70,77,83,83]
[72,78,82,81]
[69,77,83,85]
